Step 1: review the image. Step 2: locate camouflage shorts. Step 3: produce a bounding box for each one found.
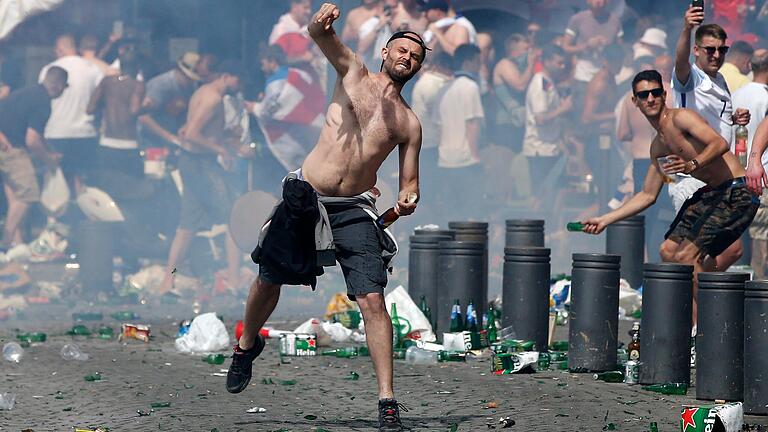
[665,179,759,257]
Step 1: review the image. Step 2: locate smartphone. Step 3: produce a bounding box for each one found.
[112,20,124,38]
[691,0,704,10]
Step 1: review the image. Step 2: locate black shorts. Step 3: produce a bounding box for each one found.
[665,178,759,257]
[178,150,236,231]
[47,137,99,181]
[259,205,388,300]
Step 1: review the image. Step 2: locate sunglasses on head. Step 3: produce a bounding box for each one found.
[634,88,664,100]
[697,45,729,56]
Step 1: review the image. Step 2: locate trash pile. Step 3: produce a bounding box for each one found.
[548,274,643,323]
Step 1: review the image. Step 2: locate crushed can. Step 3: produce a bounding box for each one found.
[119,323,150,343]
[680,402,743,432]
[624,360,639,385]
[279,333,316,356]
[491,351,539,374]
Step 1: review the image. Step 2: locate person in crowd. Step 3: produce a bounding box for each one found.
[411,51,451,205]
[341,0,381,50]
[422,0,477,55]
[721,40,754,92]
[38,34,104,191]
[138,52,200,148]
[248,45,325,171]
[522,44,572,195]
[393,0,427,33]
[158,60,246,296]
[561,0,623,102]
[582,44,625,132]
[0,67,67,248]
[269,0,311,45]
[734,49,768,278]
[269,0,327,90]
[616,54,673,257]
[228,4,425,431]
[435,44,484,214]
[86,50,144,179]
[79,35,118,77]
[584,69,759,324]
[670,6,751,270]
[357,0,399,70]
[492,33,539,150]
[632,27,667,60]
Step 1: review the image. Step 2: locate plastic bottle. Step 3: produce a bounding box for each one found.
[0,393,16,410]
[566,222,584,232]
[405,346,438,364]
[735,125,749,167]
[593,371,624,383]
[60,343,89,361]
[2,342,23,363]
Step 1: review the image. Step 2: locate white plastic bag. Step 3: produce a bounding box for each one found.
[619,278,642,316]
[40,168,70,215]
[174,312,230,354]
[294,318,332,346]
[385,285,436,343]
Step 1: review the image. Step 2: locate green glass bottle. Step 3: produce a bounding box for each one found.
[649,422,658,432]
[566,222,584,232]
[17,332,47,343]
[84,372,102,382]
[358,346,370,356]
[111,311,138,321]
[321,347,358,358]
[390,302,402,348]
[549,341,569,352]
[641,382,688,395]
[97,326,114,340]
[438,351,466,362]
[485,307,498,343]
[68,325,91,336]
[593,371,625,383]
[449,299,464,332]
[537,352,551,370]
[202,354,226,364]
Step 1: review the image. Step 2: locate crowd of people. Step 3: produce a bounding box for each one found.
[1,0,768,299]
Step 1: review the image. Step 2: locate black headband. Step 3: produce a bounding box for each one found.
[386,31,431,61]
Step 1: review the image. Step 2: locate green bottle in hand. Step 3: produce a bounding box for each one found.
[566,222,584,232]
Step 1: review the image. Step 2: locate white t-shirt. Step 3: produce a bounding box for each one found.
[523,73,563,157]
[412,71,449,150]
[732,82,768,169]
[358,17,392,72]
[669,63,734,211]
[671,63,734,144]
[436,75,484,168]
[39,55,104,139]
[423,15,478,46]
[269,13,307,45]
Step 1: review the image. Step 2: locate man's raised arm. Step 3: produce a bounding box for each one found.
[674,6,704,86]
[309,3,362,77]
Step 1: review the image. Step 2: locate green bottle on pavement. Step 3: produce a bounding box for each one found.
[111,311,138,321]
[438,351,466,362]
[390,302,402,348]
[202,354,226,364]
[321,347,358,358]
[649,422,658,432]
[593,371,625,383]
[641,382,688,395]
[485,307,498,343]
[68,325,91,336]
[449,299,464,332]
[17,332,46,343]
[550,341,569,352]
[566,222,584,232]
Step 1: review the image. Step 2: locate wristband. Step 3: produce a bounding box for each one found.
[689,158,700,171]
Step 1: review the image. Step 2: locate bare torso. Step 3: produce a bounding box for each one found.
[302,70,418,196]
[102,76,142,140]
[181,84,225,154]
[651,109,745,186]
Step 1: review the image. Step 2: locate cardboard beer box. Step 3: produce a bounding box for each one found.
[680,402,743,432]
[491,351,539,375]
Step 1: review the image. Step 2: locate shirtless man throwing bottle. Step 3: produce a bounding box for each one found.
[227,3,425,431]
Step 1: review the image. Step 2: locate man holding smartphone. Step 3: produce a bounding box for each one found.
[667,3,751,269]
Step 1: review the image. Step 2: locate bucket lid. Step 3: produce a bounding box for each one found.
[698,272,751,283]
[504,247,550,256]
[572,253,620,264]
[643,263,694,274]
[505,219,544,227]
[448,221,488,230]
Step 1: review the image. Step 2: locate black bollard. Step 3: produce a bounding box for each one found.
[639,263,693,385]
[448,222,489,309]
[414,229,456,238]
[568,253,621,372]
[605,215,644,289]
[744,281,768,414]
[78,221,115,295]
[436,241,484,340]
[696,272,749,401]
[502,247,551,351]
[505,219,545,248]
[408,234,453,332]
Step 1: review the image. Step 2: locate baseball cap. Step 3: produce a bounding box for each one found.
[417,0,449,12]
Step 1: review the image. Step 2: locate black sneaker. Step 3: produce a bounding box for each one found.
[226,334,265,393]
[378,398,407,431]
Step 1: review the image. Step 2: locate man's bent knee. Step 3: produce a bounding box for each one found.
[356,293,387,316]
[253,276,281,295]
[659,240,679,261]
